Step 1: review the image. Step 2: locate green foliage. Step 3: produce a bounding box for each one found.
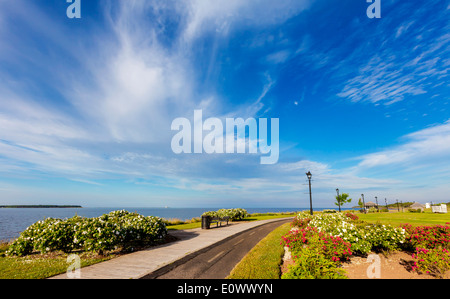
[6,210,167,256]
[335,193,352,208]
[281,246,347,279]
[411,247,450,278]
[283,212,408,279]
[202,208,248,220]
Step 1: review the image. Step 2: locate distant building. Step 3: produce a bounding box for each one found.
[425,203,431,209]
[410,202,426,211]
[362,201,378,212]
[364,201,378,208]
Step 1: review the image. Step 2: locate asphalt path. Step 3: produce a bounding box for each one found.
[142,218,292,279]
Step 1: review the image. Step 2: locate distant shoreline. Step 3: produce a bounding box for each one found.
[0,205,82,208]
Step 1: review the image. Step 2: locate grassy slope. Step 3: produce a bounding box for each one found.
[227,222,291,279]
[227,211,450,279]
[358,210,450,226]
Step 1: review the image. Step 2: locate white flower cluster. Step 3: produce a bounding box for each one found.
[295,211,406,254]
[202,208,248,220]
[7,210,167,256]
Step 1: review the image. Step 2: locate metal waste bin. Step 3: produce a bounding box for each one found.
[201,215,211,229]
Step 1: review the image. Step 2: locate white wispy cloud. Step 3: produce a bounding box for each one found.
[353,120,450,184]
[336,2,449,106]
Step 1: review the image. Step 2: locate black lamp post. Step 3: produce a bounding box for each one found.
[396,199,400,212]
[306,171,313,215]
[375,196,379,212]
[385,198,388,212]
[336,188,340,212]
[361,193,366,214]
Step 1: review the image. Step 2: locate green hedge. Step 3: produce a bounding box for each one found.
[202,208,248,220]
[7,210,167,256]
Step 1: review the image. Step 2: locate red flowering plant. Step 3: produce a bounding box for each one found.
[281,226,352,265]
[400,223,450,250]
[411,247,450,278]
[290,211,312,229]
[400,223,450,276]
[344,212,359,221]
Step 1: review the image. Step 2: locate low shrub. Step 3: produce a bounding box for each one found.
[411,247,450,278]
[296,212,406,254]
[282,211,410,279]
[401,223,450,276]
[282,226,352,263]
[281,245,347,279]
[401,223,450,250]
[6,210,167,256]
[345,212,359,221]
[202,208,248,220]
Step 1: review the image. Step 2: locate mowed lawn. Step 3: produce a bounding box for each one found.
[358,210,450,226]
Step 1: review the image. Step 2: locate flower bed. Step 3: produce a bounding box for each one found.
[281,211,407,279]
[401,223,450,277]
[6,210,167,256]
[282,212,450,278]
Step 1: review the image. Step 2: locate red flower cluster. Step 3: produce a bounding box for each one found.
[411,247,450,276]
[400,223,450,276]
[344,212,359,221]
[401,223,450,249]
[290,216,311,229]
[281,227,352,264]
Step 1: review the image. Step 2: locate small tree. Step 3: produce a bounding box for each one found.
[335,193,352,212]
[358,198,364,210]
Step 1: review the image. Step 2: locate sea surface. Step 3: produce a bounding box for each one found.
[0,207,354,242]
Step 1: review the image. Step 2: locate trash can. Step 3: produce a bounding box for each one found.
[201,215,211,229]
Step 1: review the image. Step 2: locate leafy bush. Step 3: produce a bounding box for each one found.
[401,223,450,250]
[296,211,406,254]
[400,223,450,276]
[281,245,347,279]
[282,226,352,263]
[282,211,409,279]
[411,247,450,277]
[6,210,167,256]
[345,212,359,221]
[202,208,248,220]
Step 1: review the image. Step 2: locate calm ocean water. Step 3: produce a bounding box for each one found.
[0,207,353,241]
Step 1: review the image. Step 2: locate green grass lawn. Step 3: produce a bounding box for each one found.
[358,210,450,226]
[227,222,291,279]
[167,213,295,230]
[0,246,112,279]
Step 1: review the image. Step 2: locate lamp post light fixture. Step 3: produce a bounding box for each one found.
[306,171,313,215]
[336,188,340,212]
[375,196,379,212]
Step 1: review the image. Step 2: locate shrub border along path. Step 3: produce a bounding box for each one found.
[229,211,450,279]
[0,211,295,279]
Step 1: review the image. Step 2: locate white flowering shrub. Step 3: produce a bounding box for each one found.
[202,208,248,220]
[6,210,167,256]
[294,211,406,254]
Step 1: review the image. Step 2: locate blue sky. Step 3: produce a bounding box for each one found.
[0,0,449,208]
